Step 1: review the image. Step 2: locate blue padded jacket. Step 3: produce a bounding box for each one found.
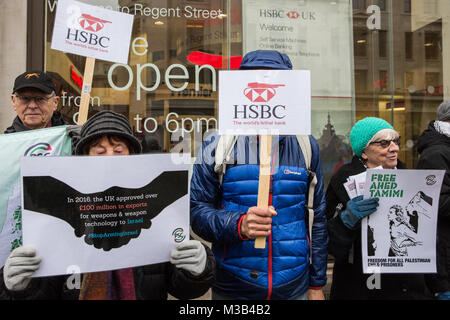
[190,134,328,300]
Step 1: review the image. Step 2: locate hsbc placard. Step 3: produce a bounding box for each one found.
[51,0,134,64]
[218,70,311,135]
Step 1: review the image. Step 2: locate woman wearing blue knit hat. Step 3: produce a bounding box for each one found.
[325,117,432,300]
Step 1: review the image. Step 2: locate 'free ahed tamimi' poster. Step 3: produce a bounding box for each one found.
[362,169,445,274]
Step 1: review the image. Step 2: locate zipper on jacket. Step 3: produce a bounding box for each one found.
[266,191,273,300]
[265,149,277,300]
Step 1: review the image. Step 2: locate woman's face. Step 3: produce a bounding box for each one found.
[88,136,130,156]
[362,137,399,169]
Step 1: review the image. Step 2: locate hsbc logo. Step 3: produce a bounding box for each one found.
[260,9,284,18]
[66,13,111,49]
[78,14,111,32]
[52,1,134,65]
[286,11,299,19]
[233,82,286,120]
[260,9,316,20]
[244,82,285,103]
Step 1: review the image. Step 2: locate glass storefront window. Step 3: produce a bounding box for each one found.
[43,0,448,184]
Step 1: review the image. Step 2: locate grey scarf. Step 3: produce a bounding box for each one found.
[434,120,450,138]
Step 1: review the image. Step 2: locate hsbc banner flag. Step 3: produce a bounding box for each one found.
[219,70,311,135]
[51,0,134,64]
[0,126,72,267]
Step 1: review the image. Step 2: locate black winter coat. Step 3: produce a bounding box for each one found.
[326,156,432,300]
[417,121,450,294]
[0,243,215,300]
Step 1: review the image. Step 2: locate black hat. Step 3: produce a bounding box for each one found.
[75,111,142,155]
[13,71,56,94]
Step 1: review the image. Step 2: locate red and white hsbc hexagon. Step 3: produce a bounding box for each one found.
[244,82,285,103]
[286,11,300,19]
[219,70,311,136]
[78,14,111,32]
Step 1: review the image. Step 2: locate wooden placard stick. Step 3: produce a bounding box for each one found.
[77,56,96,125]
[254,134,272,249]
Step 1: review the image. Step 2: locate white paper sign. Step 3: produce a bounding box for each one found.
[21,154,190,277]
[51,0,134,64]
[219,70,311,135]
[344,167,383,199]
[362,169,445,274]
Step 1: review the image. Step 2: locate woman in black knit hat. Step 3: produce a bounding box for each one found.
[74,110,142,156]
[1,110,215,300]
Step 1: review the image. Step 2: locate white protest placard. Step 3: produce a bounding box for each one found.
[21,154,190,277]
[343,178,357,199]
[362,169,445,274]
[218,70,311,135]
[344,167,383,199]
[51,0,133,64]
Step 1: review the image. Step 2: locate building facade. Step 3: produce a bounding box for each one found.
[0,0,447,184]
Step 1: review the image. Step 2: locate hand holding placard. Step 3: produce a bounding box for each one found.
[241,206,277,241]
[218,70,311,249]
[3,247,41,291]
[170,240,207,276]
[340,195,379,229]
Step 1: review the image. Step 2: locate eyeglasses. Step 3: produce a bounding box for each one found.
[14,94,55,106]
[369,137,401,148]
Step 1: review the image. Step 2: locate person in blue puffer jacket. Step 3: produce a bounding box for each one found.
[190,50,328,300]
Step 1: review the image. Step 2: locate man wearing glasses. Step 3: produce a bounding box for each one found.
[4,71,65,133]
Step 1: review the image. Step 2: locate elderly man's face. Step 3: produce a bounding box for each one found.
[11,88,59,130]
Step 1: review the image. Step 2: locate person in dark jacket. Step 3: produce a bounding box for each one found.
[417,101,450,300]
[4,71,65,134]
[190,50,328,300]
[0,111,215,300]
[326,117,432,300]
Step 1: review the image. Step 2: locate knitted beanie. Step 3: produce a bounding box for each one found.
[350,117,394,157]
[75,110,142,155]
